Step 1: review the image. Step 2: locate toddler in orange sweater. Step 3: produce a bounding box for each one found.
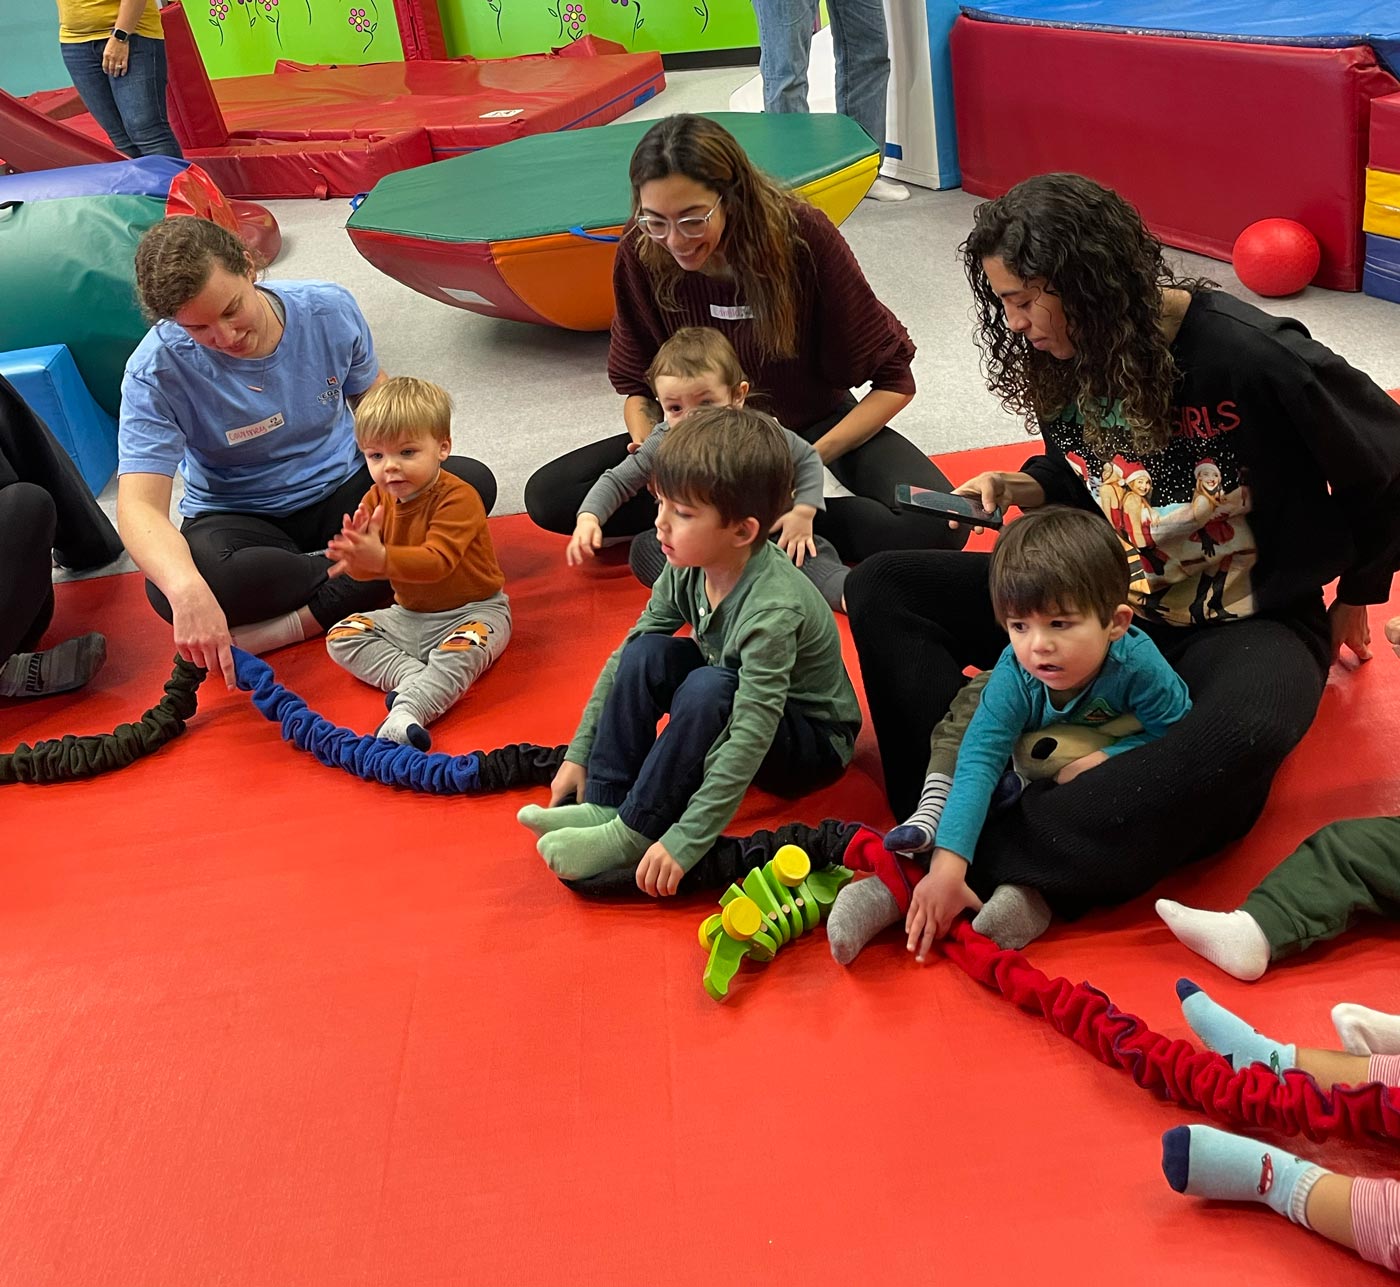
[324,377,509,748]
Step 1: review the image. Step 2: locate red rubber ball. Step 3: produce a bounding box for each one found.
[1231,218,1321,297]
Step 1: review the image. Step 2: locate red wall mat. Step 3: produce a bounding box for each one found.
[3,450,1398,1286]
[951,15,1399,291]
[1372,92,1400,173]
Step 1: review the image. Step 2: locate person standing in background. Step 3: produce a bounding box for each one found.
[750,0,909,202]
[56,0,183,159]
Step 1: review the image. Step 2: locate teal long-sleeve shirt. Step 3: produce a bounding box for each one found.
[935,627,1191,863]
[566,541,861,869]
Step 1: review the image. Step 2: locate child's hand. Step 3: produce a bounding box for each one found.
[548,760,587,806]
[342,502,373,536]
[905,848,982,961]
[1055,749,1109,785]
[327,505,388,579]
[771,505,818,567]
[567,514,604,566]
[636,841,684,897]
[1386,615,1400,660]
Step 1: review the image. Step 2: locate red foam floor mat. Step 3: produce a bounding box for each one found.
[3,444,1398,1284]
[49,52,666,162]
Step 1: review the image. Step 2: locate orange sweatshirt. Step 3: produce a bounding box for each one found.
[358,471,504,613]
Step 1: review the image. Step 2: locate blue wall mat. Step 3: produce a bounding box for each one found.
[1363,232,1400,304]
[0,345,119,497]
[8,9,68,98]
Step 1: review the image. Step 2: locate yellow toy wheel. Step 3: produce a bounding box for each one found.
[771,844,811,888]
[721,896,763,940]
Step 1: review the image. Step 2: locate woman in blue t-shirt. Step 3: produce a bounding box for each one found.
[117,217,496,687]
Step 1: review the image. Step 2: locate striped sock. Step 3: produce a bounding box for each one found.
[884,772,952,853]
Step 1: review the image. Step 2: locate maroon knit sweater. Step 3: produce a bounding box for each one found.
[607,201,916,433]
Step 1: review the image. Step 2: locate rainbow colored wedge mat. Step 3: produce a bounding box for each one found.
[346,112,881,332]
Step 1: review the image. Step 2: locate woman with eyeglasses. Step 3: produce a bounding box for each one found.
[523,113,967,569]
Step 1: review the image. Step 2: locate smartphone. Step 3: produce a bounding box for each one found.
[894,484,1004,529]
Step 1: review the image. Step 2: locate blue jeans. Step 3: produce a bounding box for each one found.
[584,635,846,840]
[60,35,183,158]
[751,0,891,155]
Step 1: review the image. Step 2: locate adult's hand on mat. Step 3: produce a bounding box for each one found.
[171,586,237,689]
[1328,600,1372,668]
[1387,616,1400,660]
[952,471,1045,532]
[636,842,684,897]
[567,514,604,566]
[906,848,981,961]
[548,760,587,805]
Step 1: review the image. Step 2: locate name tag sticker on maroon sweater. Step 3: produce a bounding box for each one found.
[710,304,754,320]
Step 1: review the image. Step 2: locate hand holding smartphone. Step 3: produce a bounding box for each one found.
[894,484,1004,529]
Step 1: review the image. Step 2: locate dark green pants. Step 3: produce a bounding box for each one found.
[1245,816,1400,958]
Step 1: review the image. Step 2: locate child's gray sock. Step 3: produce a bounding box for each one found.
[517,802,618,838]
[971,883,1052,949]
[0,632,106,698]
[799,538,849,612]
[376,700,431,751]
[827,878,903,964]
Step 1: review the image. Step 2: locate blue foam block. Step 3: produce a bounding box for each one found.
[0,344,118,495]
[1363,231,1400,304]
[0,156,189,205]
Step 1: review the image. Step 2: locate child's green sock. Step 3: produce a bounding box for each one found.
[537,816,650,880]
[1177,979,1296,1076]
[517,802,618,838]
[1161,1125,1326,1226]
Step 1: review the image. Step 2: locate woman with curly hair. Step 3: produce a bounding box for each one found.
[523,114,966,578]
[844,172,1400,943]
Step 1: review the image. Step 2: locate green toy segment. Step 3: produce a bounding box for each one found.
[347,112,877,245]
[0,193,161,418]
[700,847,854,1001]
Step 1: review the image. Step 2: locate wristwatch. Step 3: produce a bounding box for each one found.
[112,28,131,41]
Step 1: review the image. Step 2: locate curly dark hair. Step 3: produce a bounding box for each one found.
[134,217,258,322]
[628,115,806,360]
[961,173,1213,458]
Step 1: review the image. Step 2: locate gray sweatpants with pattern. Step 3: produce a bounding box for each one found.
[325,592,512,726]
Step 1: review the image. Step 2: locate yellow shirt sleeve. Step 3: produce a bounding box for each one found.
[57,0,163,43]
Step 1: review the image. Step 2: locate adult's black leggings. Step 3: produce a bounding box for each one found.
[145,457,497,630]
[844,549,1331,919]
[0,483,59,661]
[523,402,971,563]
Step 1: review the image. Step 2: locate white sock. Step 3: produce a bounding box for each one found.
[1332,1003,1400,1056]
[231,609,307,655]
[1155,900,1272,982]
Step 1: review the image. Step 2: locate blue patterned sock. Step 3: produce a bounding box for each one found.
[1177,979,1296,1077]
[1161,1125,1325,1226]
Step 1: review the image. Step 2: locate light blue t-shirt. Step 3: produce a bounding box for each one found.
[935,627,1191,863]
[119,280,378,518]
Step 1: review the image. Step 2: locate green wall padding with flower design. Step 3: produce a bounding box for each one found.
[187,0,756,77]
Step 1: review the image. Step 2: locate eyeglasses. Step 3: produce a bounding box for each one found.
[635,196,722,241]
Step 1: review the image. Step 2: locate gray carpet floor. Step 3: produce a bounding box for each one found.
[82,65,1400,579]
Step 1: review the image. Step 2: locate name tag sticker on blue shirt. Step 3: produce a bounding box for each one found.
[225,412,286,446]
[710,304,754,320]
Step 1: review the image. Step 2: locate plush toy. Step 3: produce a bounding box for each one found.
[1011,711,1142,782]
